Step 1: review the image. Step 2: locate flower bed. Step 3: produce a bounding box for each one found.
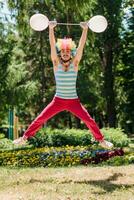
[0,145,131,167]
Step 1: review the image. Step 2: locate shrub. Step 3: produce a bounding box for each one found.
[28,128,130,148]
[0,133,5,139]
[101,128,130,147]
[101,153,134,166]
[0,137,14,149]
[0,134,32,151]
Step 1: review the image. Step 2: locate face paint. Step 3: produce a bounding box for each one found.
[60,49,71,61]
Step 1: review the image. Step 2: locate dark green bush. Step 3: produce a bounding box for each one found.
[28,128,130,148]
[28,128,92,147]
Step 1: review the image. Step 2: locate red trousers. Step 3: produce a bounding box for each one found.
[23,96,104,141]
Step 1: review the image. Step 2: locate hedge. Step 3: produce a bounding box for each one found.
[28,128,130,148]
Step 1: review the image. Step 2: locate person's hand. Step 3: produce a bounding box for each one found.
[49,21,57,29]
[80,22,88,30]
[13,137,27,145]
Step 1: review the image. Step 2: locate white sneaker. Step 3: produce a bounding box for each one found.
[13,137,27,145]
[99,140,114,149]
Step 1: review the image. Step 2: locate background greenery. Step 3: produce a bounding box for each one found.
[0,0,133,135]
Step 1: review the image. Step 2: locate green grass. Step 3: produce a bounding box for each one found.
[0,165,134,200]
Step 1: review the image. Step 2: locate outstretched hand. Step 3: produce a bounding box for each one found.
[13,137,27,145]
[49,21,57,29]
[80,22,88,30]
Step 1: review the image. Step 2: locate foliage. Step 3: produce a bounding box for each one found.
[0,145,129,167]
[0,18,16,121]
[101,152,134,166]
[100,128,130,147]
[93,0,124,127]
[0,133,5,139]
[28,128,92,147]
[0,133,14,149]
[0,138,14,149]
[116,6,134,133]
[0,133,31,150]
[28,128,130,148]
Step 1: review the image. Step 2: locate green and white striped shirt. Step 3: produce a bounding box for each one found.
[54,63,78,99]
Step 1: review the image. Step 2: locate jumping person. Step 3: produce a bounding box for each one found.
[13,21,113,149]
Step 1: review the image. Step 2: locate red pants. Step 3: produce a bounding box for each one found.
[23,96,104,141]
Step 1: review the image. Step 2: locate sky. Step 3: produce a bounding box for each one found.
[0,0,15,24]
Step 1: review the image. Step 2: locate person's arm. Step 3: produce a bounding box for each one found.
[49,21,58,68]
[73,22,88,68]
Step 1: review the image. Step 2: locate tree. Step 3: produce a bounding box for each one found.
[0,2,16,124]
[117,4,134,133]
[94,0,124,127]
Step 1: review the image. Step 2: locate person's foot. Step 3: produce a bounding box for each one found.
[99,140,114,149]
[13,137,27,145]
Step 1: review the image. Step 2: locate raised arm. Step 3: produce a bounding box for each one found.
[49,21,58,68]
[73,22,88,67]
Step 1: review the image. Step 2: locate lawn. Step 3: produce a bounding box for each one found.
[0,165,134,200]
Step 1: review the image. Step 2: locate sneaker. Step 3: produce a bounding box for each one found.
[13,137,27,145]
[99,140,114,149]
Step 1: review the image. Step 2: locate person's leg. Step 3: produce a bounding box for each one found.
[23,97,65,139]
[67,99,104,141]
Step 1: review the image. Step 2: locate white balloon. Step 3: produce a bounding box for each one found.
[88,15,108,33]
[30,14,49,31]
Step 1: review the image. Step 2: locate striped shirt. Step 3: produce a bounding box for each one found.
[54,63,78,99]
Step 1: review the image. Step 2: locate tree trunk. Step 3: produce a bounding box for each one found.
[100,45,116,127]
[105,53,116,127]
[66,8,72,36]
[68,114,72,128]
[75,117,81,129]
[39,32,46,111]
